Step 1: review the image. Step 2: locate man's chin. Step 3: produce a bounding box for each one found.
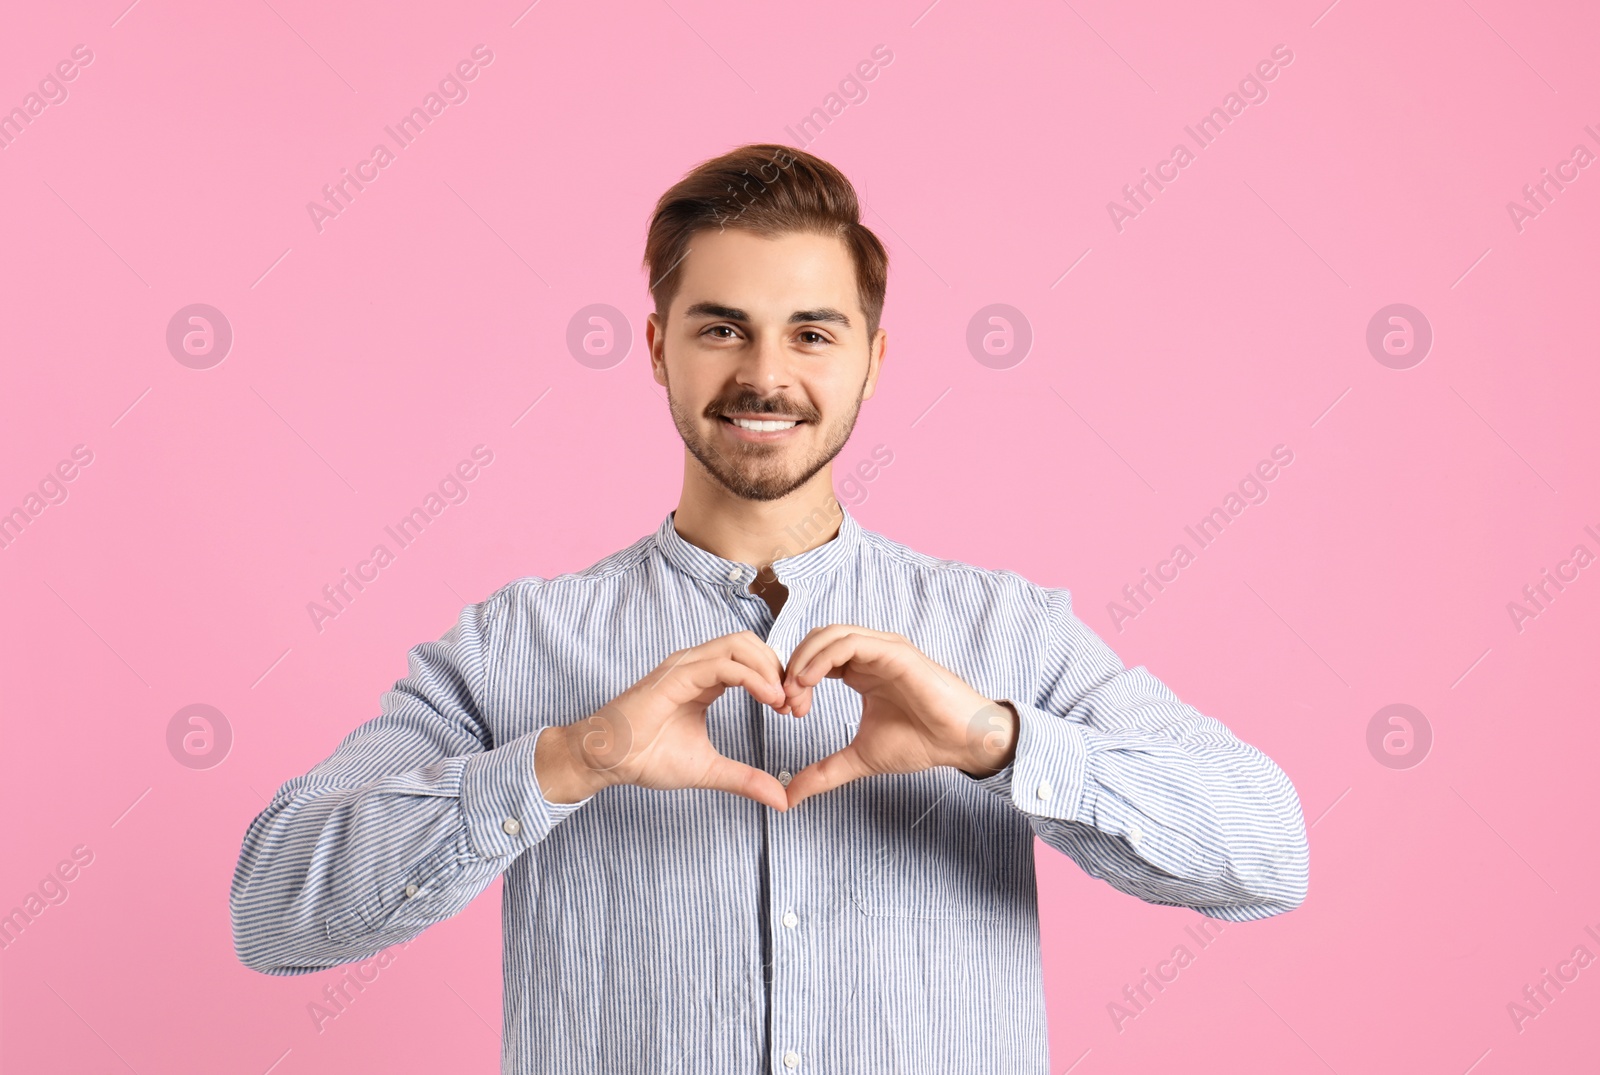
[710,468,807,502]
[679,419,847,502]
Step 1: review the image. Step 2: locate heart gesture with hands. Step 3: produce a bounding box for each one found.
[537,626,1017,813]
[778,624,1019,809]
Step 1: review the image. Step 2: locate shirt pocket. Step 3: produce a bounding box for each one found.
[843,769,1020,921]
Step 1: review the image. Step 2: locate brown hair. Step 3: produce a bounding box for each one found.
[642,143,889,339]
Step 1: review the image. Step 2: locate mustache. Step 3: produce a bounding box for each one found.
[704,394,820,421]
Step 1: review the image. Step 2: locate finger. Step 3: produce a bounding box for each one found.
[700,755,790,812]
[726,633,793,713]
[791,633,897,689]
[693,631,788,703]
[786,633,906,719]
[723,630,788,688]
[671,656,786,710]
[783,624,884,687]
[782,627,870,715]
[785,745,873,808]
[782,632,861,719]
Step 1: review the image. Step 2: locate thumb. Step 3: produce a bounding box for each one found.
[784,746,873,808]
[699,754,790,812]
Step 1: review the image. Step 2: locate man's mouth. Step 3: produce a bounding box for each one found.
[720,415,804,432]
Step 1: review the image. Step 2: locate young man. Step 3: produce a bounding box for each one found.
[231,144,1309,1073]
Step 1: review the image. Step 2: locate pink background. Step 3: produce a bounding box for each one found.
[2,0,1597,1071]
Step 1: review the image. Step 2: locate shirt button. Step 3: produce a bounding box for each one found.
[502,817,522,836]
[1036,781,1053,801]
[1128,824,1144,846]
[727,565,742,581]
[777,770,792,786]
[782,910,798,928]
[783,1051,800,1068]
[404,883,419,898]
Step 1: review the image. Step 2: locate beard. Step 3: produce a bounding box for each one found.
[666,380,863,502]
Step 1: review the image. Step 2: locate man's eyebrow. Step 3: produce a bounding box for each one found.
[683,302,748,321]
[789,307,851,328]
[681,302,852,328]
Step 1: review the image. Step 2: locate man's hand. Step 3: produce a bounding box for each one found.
[536,630,792,811]
[778,625,1019,808]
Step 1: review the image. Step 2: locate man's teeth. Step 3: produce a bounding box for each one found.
[729,417,799,432]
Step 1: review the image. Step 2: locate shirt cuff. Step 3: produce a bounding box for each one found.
[973,699,1090,824]
[460,726,594,860]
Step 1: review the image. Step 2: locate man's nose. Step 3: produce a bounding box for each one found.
[736,332,793,392]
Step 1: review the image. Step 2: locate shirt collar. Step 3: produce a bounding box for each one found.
[655,503,862,588]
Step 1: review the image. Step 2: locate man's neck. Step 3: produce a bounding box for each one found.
[671,466,843,572]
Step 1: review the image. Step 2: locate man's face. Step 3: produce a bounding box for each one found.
[648,228,885,502]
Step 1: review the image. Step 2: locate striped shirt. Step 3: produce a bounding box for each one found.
[230,505,1309,1073]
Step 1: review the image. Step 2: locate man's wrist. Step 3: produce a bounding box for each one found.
[534,723,622,804]
[956,699,1019,778]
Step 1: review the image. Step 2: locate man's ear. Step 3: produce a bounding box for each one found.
[861,327,887,401]
[646,312,668,387]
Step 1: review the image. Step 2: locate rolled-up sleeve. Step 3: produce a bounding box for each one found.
[974,586,1309,920]
[230,587,592,975]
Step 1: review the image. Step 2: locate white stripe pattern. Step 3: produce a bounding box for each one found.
[231,505,1309,1072]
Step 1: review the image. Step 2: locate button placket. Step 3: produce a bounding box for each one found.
[764,587,815,1071]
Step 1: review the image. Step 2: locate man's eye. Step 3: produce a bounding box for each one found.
[799,330,829,344]
[704,325,737,339]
